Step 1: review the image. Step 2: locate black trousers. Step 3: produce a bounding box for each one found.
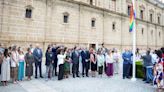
[82,61,90,76]
[35,62,42,77]
[72,63,79,77]
[129,64,133,77]
[104,62,107,73]
[58,64,64,80]
[53,61,58,76]
[98,66,103,75]
[123,63,131,78]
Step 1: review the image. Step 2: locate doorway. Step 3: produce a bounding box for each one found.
[89,44,96,50]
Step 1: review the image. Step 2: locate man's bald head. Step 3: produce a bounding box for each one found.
[36,44,40,48]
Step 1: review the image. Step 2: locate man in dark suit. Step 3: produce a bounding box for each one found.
[52,45,60,76]
[33,44,43,78]
[71,46,80,78]
[81,48,90,77]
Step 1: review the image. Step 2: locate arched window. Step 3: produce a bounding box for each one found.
[157,13,161,24]
[127,5,131,16]
[159,32,161,37]
[91,18,96,28]
[141,28,144,35]
[150,13,153,22]
[140,10,143,19]
[63,12,69,23]
[112,22,116,31]
[158,16,160,24]
[90,0,93,5]
[139,5,145,20]
[25,5,33,18]
[25,9,32,18]
[149,9,154,22]
[151,30,153,35]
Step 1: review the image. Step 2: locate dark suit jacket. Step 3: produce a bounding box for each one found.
[45,52,53,66]
[52,47,60,67]
[33,48,43,62]
[86,50,90,60]
[52,47,58,61]
[81,50,87,62]
[71,50,79,64]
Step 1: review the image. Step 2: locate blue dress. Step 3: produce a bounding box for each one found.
[18,54,25,81]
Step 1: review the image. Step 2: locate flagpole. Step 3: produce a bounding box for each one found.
[131,0,136,81]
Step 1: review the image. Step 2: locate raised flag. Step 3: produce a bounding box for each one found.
[129,5,135,32]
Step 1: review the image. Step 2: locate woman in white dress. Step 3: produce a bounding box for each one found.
[113,50,120,74]
[1,49,10,86]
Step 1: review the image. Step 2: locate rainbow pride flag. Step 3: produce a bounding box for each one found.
[129,5,135,32]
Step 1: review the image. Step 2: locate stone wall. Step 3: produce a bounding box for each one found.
[0,0,163,51]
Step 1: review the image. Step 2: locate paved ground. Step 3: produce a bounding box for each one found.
[0,61,161,92]
[0,73,158,92]
[0,76,156,92]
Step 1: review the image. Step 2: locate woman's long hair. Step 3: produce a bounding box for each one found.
[4,48,9,58]
[27,48,31,53]
[57,48,64,55]
[46,46,51,53]
[161,47,164,54]
[156,50,162,58]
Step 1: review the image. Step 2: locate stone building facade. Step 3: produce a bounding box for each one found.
[0,0,164,50]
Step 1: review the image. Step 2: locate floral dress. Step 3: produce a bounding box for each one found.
[153,58,163,88]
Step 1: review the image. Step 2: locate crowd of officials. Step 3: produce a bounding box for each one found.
[0,43,164,89]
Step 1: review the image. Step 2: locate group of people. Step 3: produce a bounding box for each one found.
[122,47,164,89]
[0,43,164,89]
[0,44,45,86]
[45,44,120,80]
[141,48,164,89]
[0,43,121,86]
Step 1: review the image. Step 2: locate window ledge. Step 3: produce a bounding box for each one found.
[112,30,116,32]
[62,23,69,25]
[91,27,96,29]
[24,18,34,21]
[25,5,34,10]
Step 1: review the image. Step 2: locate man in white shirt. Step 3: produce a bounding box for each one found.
[30,44,34,53]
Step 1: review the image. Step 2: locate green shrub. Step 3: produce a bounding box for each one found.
[136,61,144,78]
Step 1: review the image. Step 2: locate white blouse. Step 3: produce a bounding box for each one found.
[97,55,105,67]
[57,54,66,65]
[19,54,25,62]
[105,54,114,63]
[10,51,19,67]
[113,53,120,62]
